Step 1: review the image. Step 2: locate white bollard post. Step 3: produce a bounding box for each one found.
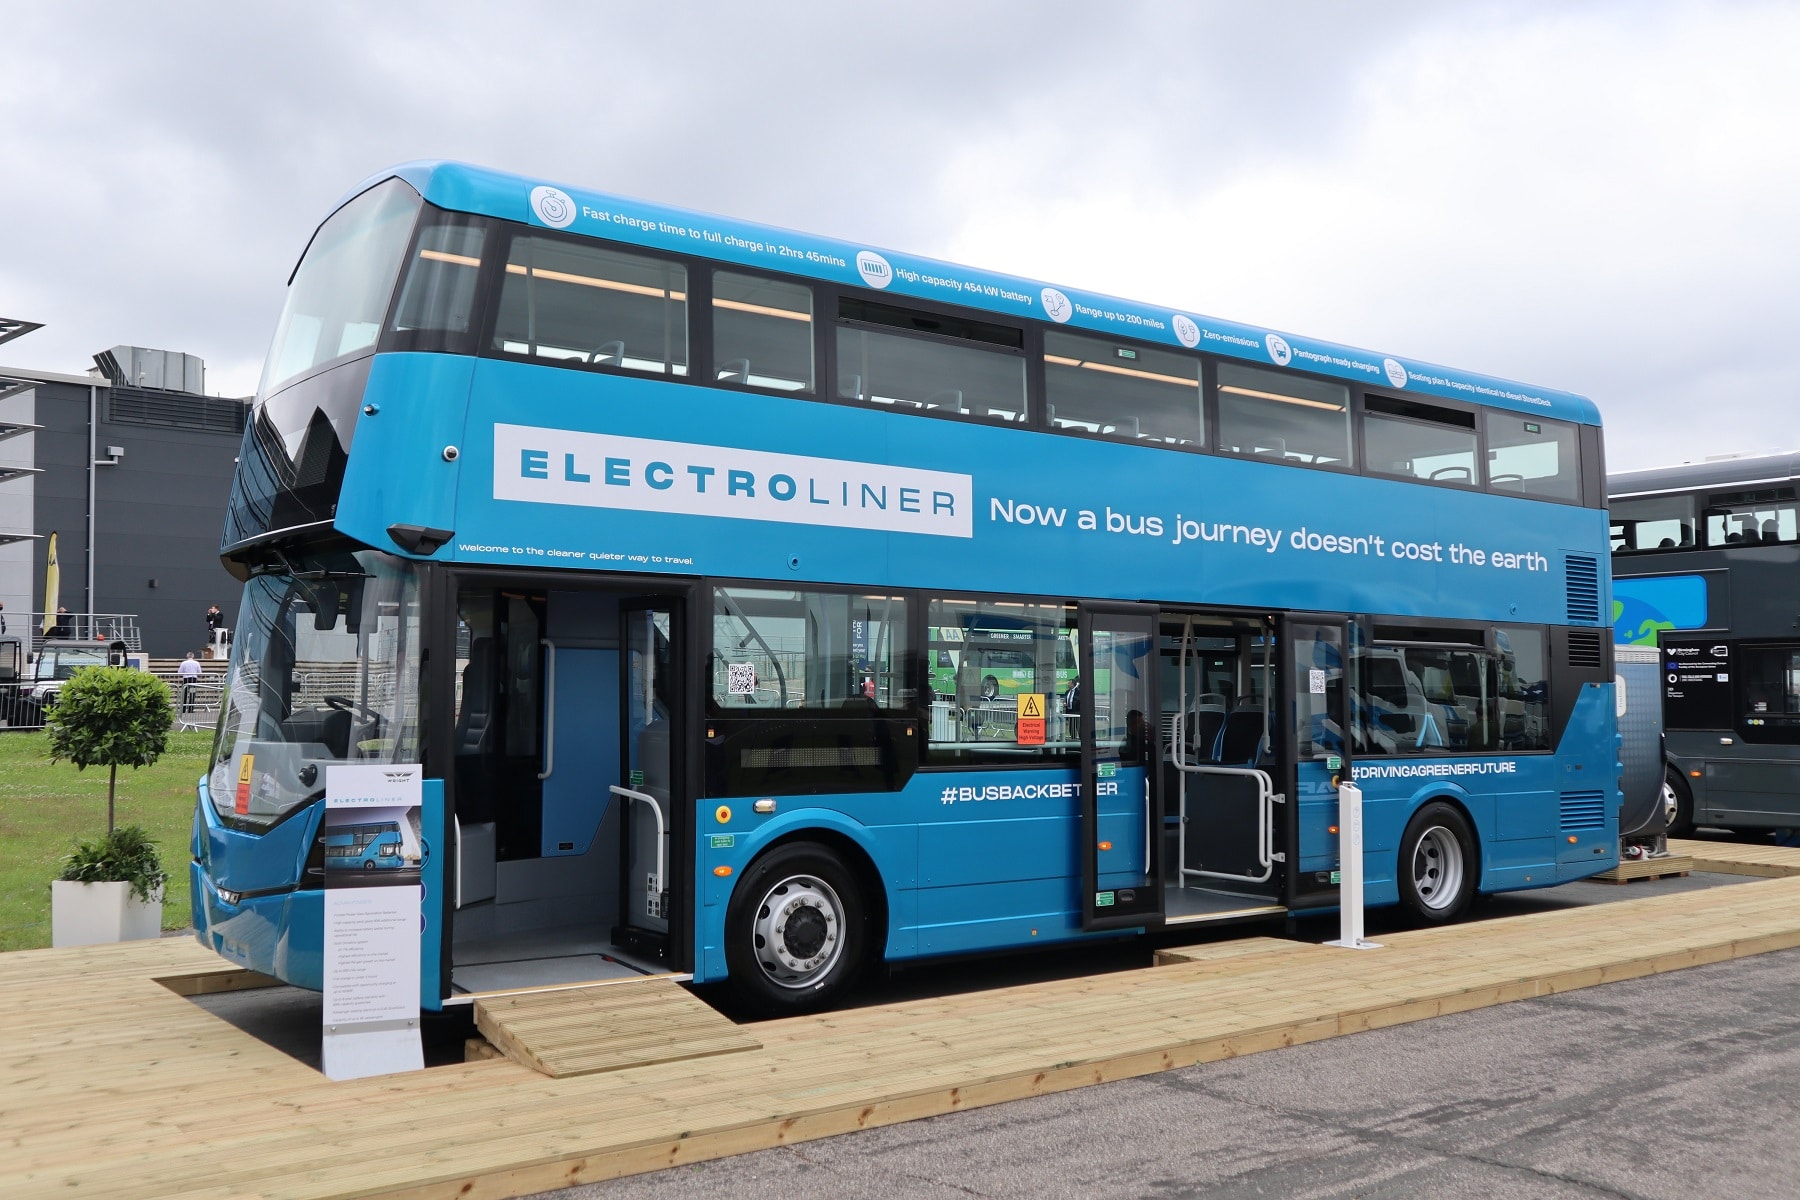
[1325,781,1381,950]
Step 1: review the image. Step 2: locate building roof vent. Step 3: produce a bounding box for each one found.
[93,346,205,394]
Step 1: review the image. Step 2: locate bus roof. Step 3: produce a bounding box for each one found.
[336,160,1601,427]
[1609,451,1800,498]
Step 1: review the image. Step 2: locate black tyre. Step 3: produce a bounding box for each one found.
[1398,801,1478,923]
[1664,767,1695,838]
[725,841,868,1016]
[980,675,999,701]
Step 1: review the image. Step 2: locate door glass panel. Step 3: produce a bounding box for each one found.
[623,608,674,933]
[1082,608,1161,928]
[1291,623,1347,766]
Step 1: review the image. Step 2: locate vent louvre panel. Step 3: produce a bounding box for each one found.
[1560,789,1608,831]
[1567,629,1603,669]
[1565,554,1601,624]
[108,388,248,434]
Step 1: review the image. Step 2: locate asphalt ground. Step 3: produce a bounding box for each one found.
[541,909,1800,1200]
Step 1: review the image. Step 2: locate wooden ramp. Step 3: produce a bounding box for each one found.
[1672,837,1800,877]
[473,979,759,1077]
[8,875,1800,1199]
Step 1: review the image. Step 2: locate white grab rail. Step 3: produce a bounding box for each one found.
[1175,762,1279,885]
[608,784,666,893]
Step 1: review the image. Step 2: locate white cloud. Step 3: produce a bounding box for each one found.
[2,1,1795,467]
[934,4,1800,469]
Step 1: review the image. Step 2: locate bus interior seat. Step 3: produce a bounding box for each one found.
[455,637,494,756]
[1763,519,1780,542]
[592,340,625,367]
[1216,708,1264,765]
[717,357,751,384]
[925,389,966,414]
[453,637,498,823]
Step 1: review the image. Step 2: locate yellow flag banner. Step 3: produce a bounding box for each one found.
[40,531,59,635]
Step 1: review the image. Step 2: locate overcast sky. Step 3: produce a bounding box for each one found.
[5,1,1797,471]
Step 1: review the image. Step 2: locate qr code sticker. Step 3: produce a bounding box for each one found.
[727,662,757,696]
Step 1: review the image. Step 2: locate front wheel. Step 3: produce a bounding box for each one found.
[979,675,999,701]
[1398,801,1477,923]
[1664,767,1694,838]
[725,842,868,1016]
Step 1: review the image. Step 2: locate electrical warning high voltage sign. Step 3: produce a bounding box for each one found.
[1016,693,1045,746]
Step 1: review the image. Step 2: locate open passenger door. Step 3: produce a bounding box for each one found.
[1281,614,1353,911]
[1077,602,1164,931]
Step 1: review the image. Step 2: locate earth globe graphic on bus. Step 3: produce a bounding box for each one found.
[1612,596,1675,647]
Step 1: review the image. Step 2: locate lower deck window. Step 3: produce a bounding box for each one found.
[926,598,1077,765]
[1354,624,1548,755]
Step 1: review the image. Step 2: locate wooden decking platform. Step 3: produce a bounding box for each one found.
[1672,837,1800,878]
[474,979,760,1077]
[6,854,1800,1199]
[1593,854,1694,884]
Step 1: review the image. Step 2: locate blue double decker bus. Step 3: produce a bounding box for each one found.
[192,162,1620,1014]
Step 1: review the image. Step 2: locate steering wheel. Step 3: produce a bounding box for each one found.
[322,694,383,724]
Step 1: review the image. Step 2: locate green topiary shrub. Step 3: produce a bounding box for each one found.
[45,665,174,833]
[57,825,168,903]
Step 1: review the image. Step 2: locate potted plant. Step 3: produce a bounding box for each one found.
[45,665,175,946]
[52,826,168,947]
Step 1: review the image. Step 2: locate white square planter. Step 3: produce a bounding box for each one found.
[51,880,164,948]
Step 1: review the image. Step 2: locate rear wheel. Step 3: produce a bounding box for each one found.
[726,842,868,1017]
[980,675,999,701]
[1398,801,1477,923]
[1664,767,1694,838]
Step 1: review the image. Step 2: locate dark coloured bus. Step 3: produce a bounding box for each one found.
[1610,451,1800,835]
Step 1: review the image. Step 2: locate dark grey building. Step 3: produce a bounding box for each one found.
[0,324,249,657]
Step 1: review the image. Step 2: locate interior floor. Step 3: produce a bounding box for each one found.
[1163,881,1285,924]
[449,926,668,997]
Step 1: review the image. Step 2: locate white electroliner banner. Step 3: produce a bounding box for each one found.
[494,424,973,538]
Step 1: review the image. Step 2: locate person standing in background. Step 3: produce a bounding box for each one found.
[178,651,203,712]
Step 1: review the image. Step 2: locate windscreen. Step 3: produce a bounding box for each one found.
[207,550,422,832]
[260,179,421,396]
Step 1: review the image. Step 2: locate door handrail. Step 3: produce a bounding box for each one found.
[608,784,666,894]
[537,638,556,780]
[1174,761,1278,885]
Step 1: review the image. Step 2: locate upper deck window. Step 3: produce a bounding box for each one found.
[1215,362,1353,468]
[1043,331,1202,446]
[1363,396,1478,487]
[713,271,813,392]
[836,298,1027,424]
[261,178,421,396]
[493,236,688,377]
[388,214,488,354]
[1610,493,1697,552]
[1486,412,1579,503]
[1704,487,1798,546]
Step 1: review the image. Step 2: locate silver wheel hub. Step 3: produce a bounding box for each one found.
[751,874,844,989]
[1662,781,1680,826]
[1411,825,1465,912]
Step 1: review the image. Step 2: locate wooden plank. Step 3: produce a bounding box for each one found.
[473,980,760,1078]
[1592,854,1694,884]
[1670,837,1800,877]
[154,967,283,997]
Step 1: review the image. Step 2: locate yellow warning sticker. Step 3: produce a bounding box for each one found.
[1016,693,1046,746]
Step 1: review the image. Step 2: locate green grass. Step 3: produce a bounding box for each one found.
[0,730,212,950]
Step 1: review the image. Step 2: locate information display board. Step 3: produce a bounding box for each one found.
[1663,638,1733,730]
[321,764,425,1081]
